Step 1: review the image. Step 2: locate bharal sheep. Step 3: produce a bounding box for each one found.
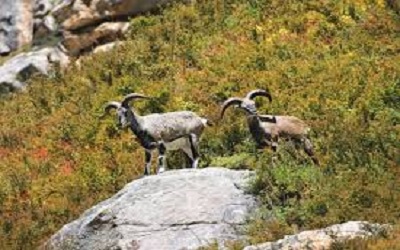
[220,89,319,165]
[103,93,211,175]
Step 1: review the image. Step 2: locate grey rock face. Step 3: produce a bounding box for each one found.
[0,47,69,93]
[45,168,256,250]
[244,221,390,250]
[0,0,34,55]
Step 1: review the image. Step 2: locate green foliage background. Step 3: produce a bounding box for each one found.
[0,0,399,248]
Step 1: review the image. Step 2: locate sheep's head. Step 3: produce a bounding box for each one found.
[103,101,127,128]
[116,106,130,128]
[241,98,258,114]
[103,93,151,128]
[220,89,272,119]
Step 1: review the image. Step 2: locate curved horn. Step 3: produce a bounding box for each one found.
[101,101,121,118]
[121,93,151,107]
[220,97,243,119]
[245,89,272,102]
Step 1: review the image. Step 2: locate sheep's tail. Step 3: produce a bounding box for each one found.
[201,118,214,127]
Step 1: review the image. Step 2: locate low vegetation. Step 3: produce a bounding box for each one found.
[0,0,399,249]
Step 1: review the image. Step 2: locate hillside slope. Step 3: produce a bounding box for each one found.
[0,0,399,249]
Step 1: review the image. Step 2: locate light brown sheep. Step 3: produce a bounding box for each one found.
[220,89,319,165]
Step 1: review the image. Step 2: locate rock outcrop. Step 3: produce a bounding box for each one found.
[0,0,184,56]
[53,0,181,55]
[0,47,69,94]
[53,0,180,31]
[63,22,129,55]
[45,168,256,250]
[0,0,188,92]
[0,0,34,55]
[244,221,390,250]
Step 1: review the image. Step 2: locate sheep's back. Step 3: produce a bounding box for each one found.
[274,116,309,138]
[141,111,205,141]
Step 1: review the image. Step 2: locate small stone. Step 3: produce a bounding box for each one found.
[243,221,390,250]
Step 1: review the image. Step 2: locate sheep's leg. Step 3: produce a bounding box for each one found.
[182,139,194,168]
[189,134,200,169]
[286,139,301,162]
[270,135,279,165]
[182,148,194,168]
[144,149,152,176]
[157,143,167,174]
[303,138,319,166]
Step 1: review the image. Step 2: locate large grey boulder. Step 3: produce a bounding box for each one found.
[45,168,256,250]
[0,0,34,55]
[0,47,69,93]
[244,221,390,250]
